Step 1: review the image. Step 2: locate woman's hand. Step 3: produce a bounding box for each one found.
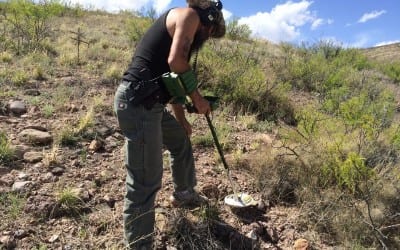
[189,89,211,115]
[170,103,193,136]
[179,117,192,136]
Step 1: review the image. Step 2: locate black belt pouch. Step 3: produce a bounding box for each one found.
[125,68,162,108]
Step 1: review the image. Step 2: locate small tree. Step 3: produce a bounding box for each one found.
[2,0,64,54]
[226,18,251,41]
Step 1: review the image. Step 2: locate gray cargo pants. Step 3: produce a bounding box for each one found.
[114,83,196,249]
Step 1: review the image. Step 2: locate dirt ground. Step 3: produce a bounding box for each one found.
[1,76,333,250]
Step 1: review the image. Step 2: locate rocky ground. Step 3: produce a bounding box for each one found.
[1,75,333,250]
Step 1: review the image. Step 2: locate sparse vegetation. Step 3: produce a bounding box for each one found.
[380,61,400,83]
[55,124,79,146]
[56,187,83,216]
[0,131,14,164]
[0,192,25,222]
[42,103,55,118]
[0,1,399,249]
[1,0,65,55]
[42,144,60,167]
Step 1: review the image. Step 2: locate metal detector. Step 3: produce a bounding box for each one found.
[205,114,257,208]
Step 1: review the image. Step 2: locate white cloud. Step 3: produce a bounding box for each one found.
[222,9,233,20]
[237,0,327,43]
[311,18,323,30]
[311,18,333,30]
[358,10,386,23]
[153,0,172,14]
[374,40,400,47]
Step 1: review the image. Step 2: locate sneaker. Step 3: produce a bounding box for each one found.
[170,190,208,207]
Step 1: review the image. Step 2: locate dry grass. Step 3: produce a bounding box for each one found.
[362,42,400,62]
[1,3,400,249]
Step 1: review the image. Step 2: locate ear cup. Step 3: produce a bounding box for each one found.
[196,6,220,26]
[192,1,223,26]
[205,7,219,24]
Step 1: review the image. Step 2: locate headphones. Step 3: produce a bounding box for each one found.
[194,0,223,27]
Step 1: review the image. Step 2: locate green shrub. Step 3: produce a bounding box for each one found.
[197,41,295,122]
[0,51,13,63]
[33,66,47,80]
[226,18,251,41]
[380,62,400,83]
[0,192,26,220]
[391,126,400,150]
[56,126,78,146]
[0,131,14,164]
[104,64,122,83]
[192,133,214,147]
[339,90,395,139]
[125,17,152,43]
[335,152,375,193]
[332,48,371,71]
[11,70,28,86]
[56,187,83,216]
[42,104,55,118]
[3,0,65,54]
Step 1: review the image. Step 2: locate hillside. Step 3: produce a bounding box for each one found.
[362,42,400,62]
[1,3,400,250]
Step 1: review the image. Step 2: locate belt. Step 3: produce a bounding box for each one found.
[119,79,169,109]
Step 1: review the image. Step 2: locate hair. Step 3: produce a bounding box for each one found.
[186,0,225,38]
[186,0,214,9]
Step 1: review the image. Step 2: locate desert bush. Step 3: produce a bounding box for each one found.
[104,63,122,84]
[191,132,214,148]
[338,90,395,138]
[0,51,12,62]
[42,103,55,118]
[57,53,78,67]
[56,125,78,146]
[391,125,400,150]
[1,0,65,55]
[379,61,400,84]
[32,66,47,80]
[331,48,371,71]
[273,42,371,94]
[249,42,399,244]
[11,69,28,86]
[125,16,152,43]
[191,112,232,150]
[225,18,251,41]
[197,40,295,123]
[271,97,399,248]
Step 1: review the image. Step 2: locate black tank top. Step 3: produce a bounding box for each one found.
[123,10,172,82]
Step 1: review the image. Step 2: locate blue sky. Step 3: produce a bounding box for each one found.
[31,0,400,48]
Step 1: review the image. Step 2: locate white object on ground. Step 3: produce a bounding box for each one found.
[224,193,256,207]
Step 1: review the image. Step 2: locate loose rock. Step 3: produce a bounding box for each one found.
[23,151,43,163]
[18,129,53,145]
[12,181,33,193]
[9,100,27,116]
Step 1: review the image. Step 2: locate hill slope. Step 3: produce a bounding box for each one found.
[1,6,400,250]
[362,42,400,62]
